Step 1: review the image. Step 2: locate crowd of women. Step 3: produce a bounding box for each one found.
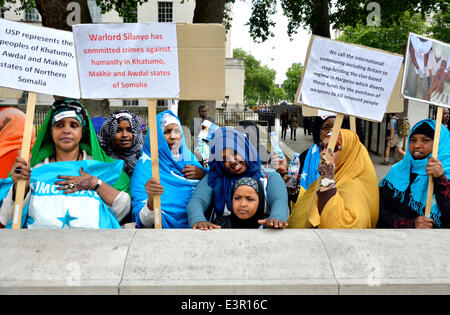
[0,99,448,230]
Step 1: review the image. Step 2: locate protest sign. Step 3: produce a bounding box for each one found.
[0,19,80,98]
[0,87,22,98]
[0,19,80,229]
[402,33,449,215]
[73,22,180,99]
[302,63,405,119]
[296,36,403,122]
[402,33,449,108]
[73,23,225,229]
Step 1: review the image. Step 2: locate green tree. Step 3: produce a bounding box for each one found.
[283,62,302,103]
[234,48,278,106]
[337,11,428,55]
[428,10,450,43]
[247,0,447,41]
[269,86,286,105]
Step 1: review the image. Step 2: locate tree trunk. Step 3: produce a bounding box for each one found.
[177,0,226,128]
[35,0,110,117]
[311,0,331,38]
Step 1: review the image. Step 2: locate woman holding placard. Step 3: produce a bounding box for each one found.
[378,119,450,228]
[97,110,144,178]
[130,111,206,229]
[287,129,379,229]
[0,99,131,229]
[187,127,289,230]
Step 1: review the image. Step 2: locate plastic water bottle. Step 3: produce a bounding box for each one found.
[270,132,284,161]
[286,153,300,188]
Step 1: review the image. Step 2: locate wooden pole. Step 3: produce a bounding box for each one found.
[350,116,357,133]
[148,99,162,229]
[12,92,37,230]
[424,106,443,217]
[325,114,344,161]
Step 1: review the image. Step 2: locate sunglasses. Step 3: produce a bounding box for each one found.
[318,142,342,153]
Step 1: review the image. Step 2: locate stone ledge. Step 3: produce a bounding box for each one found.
[0,229,449,295]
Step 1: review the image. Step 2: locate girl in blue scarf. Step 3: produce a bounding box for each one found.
[378,119,450,228]
[187,127,289,230]
[130,111,205,228]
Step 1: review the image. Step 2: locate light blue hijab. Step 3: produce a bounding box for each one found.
[130,111,205,228]
[380,119,450,227]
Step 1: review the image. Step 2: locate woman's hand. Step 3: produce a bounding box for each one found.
[193,221,221,230]
[273,155,289,183]
[144,177,164,210]
[258,218,288,229]
[319,148,335,178]
[11,156,32,196]
[415,216,434,229]
[427,157,444,178]
[55,167,97,194]
[181,165,205,180]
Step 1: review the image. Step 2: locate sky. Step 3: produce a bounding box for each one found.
[230,1,312,85]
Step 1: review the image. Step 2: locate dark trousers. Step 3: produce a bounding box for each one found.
[281,126,288,140]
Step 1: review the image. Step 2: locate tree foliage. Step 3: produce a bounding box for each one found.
[233,48,279,105]
[337,11,428,55]
[428,10,450,43]
[247,0,447,42]
[283,62,302,103]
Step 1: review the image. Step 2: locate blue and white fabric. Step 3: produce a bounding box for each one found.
[130,110,205,228]
[0,160,124,229]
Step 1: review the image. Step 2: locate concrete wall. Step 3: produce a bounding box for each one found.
[1,229,450,295]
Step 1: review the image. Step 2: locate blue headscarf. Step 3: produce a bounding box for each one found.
[91,116,106,135]
[130,110,205,228]
[380,119,450,227]
[299,143,321,192]
[208,127,261,215]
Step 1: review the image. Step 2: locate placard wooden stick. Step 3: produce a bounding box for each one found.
[148,99,162,229]
[350,116,357,133]
[305,113,344,228]
[425,107,443,217]
[12,92,37,230]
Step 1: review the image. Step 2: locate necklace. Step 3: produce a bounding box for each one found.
[54,151,82,162]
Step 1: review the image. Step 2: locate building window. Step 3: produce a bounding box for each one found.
[158,2,173,22]
[88,0,102,23]
[0,6,5,19]
[24,8,41,22]
[123,100,139,106]
[157,100,168,107]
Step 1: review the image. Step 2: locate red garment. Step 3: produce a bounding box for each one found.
[0,107,36,179]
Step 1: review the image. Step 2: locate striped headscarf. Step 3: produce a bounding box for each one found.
[97,110,144,177]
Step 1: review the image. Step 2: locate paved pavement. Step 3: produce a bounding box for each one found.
[277,127,393,181]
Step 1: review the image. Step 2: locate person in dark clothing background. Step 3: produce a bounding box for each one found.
[280,108,289,141]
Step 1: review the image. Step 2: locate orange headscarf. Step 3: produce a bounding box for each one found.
[0,107,36,178]
[288,129,379,228]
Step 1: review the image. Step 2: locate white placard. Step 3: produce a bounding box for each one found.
[298,37,403,122]
[0,18,80,98]
[402,33,449,108]
[317,110,336,119]
[73,23,180,99]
